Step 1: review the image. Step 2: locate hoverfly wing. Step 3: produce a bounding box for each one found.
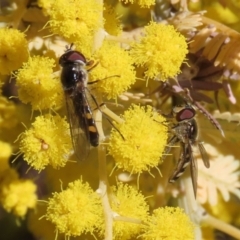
[65,95,90,160]
[198,142,210,168]
[188,143,198,198]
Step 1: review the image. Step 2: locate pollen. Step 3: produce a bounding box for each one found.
[108,104,168,174]
[142,207,195,240]
[111,182,149,239]
[16,56,64,110]
[90,41,136,99]
[45,179,103,237]
[0,28,28,75]
[19,114,72,171]
[130,21,188,80]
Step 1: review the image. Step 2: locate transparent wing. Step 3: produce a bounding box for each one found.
[188,143,198,198]
[198,142,210,168]
[65,95,90,161]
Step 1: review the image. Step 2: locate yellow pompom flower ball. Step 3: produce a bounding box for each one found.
[108,104,168,174]
[45,179,103,237]
[111,183,149,240]
[142,207,195,240]
[0,169,37,218]
[130,21,188,80]
[16,56,64,110]
[0,28,28,75]
[19,114,72,171]
[90,41,136,99]
[40,0,103,56]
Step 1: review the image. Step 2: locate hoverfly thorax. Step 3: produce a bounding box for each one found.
[187,119,198,142]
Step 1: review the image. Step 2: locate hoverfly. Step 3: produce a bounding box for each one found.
[59,45,99,160]
[164,105,210,197]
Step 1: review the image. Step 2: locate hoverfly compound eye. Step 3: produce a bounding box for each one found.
[66,51,87,63]
[59,50,87,66]
[175,106,196,122]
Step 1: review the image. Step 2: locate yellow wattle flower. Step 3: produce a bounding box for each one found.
[16,56,64,110]
[130,21,188,80]
[143,207,195,240]
[0,28,28,75]
[19,114,72,171]
[90,40,136,99]
[111,182,149,239]
[40,0,103,56]
[108,104,168,174]
[45,179,103,237]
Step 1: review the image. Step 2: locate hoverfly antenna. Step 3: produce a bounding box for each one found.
[65,43,74,52]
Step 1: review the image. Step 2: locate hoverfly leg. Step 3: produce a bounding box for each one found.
[85,88,125,141]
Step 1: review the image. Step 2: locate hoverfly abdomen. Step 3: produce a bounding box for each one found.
[169,142,192,182]
[82,104,99,147]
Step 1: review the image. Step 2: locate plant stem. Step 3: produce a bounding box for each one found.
[114,215,142,225]
[100,104,124,124]
[202,214,240,239]
[179,173,202,240]
[98,144,113,240]
[95,100,113,240]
